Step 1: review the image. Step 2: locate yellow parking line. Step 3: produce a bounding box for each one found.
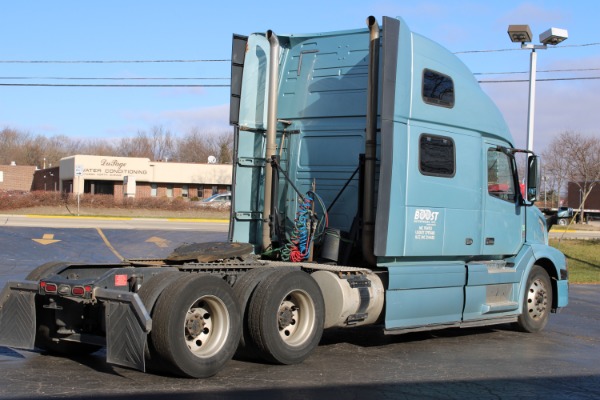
[95,228,124,261]
[166,218,229,223]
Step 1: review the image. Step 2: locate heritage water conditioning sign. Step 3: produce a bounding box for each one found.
[81,158,150,178]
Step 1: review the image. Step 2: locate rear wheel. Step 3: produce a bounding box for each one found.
[516,265,552,333]
[247,269,324,365]
[151,274,241,378]
[232,267,282,358]
[137,271,183,370]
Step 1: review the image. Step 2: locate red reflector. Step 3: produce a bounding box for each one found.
[72,286,85,296]
[40,281,47,288]
[114,274,128,287]
[84,285,92,292]
[45,283,58,293]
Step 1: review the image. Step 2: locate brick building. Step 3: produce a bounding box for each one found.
[0,164,37,191]
[58,155,231,199]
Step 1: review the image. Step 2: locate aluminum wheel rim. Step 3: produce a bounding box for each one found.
[526,277,549,320]
[277,289,315,347]
[184,295,230,358]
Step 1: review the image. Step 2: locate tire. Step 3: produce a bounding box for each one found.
[137,271,183,314]
[136,271,183,370]
[151,273,241,378]
[247,269,325,365]
[232,267,282,355]
[26,261,69,280]
[516,265,552,333]
[558,218,567,226]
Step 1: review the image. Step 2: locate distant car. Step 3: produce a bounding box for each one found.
[201,192,231,205]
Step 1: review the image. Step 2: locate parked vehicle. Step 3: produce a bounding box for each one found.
[201,192,232,205]
[0,16,567,378]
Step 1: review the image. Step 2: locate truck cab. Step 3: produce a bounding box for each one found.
[229,16,568,332]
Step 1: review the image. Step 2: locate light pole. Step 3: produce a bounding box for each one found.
[507,25,568,152]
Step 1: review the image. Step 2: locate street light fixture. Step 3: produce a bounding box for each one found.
[507,24,568,152]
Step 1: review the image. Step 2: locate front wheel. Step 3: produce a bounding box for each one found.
[247,269,324,365]
[150,274,241,378]
[516,265,552,333]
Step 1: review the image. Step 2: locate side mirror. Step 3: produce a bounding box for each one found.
[527,155,541,203]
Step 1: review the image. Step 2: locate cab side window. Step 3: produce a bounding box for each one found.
[487,149,516,202]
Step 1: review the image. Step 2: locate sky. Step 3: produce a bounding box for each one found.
[0,1,598,154]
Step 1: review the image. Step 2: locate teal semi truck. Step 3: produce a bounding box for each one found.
[0,16,568,378]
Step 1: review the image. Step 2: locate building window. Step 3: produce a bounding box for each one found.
[212,185,218,195]
[487,148,517,202]
[197,184,204,198]
[166,184,173,198]
[422,69,455,108]
[151,183,158,197]
[182,184,189,198]
[419,134,455,177]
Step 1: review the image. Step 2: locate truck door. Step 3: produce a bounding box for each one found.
[482,144,524,256]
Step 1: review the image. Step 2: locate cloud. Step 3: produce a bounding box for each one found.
[482,65,600,152]
[498,3,567,26]
[122,103,230,135]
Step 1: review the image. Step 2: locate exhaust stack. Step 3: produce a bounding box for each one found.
[362,16,380,266]
[262,30,280,252]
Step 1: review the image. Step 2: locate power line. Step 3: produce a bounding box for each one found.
[0,76,230,81]
[479,76,600,83]
[455,42,600,54]
[0,59,229,64]
[475,67,600,76]
[0,83,230,87]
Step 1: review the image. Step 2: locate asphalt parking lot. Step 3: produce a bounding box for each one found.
[0,220,599,399]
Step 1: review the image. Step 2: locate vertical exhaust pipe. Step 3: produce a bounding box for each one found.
[262,30,280,251]
[362,16,379,266]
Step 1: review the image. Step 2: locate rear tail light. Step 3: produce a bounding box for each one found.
[72,286,85,296]
[42,282,58,293]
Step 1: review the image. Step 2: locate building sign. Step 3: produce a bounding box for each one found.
[82,158,150,178]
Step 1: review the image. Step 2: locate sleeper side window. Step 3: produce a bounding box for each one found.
[419,134,455,177]
[422,69,455,108]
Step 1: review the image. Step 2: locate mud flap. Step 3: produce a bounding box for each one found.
[0,281,38,350]
[94,289,152,372]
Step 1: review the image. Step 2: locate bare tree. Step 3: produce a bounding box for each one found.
[0,128,30,165]
[118,132,153,158]
[542,138,570,207]
[80,139,117,157]
[149,125,175,161]
[215,131,233,164]
[176,128,213,163]
[548,131,600,222]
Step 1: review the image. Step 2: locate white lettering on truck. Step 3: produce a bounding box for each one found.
[414,209,440,240]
